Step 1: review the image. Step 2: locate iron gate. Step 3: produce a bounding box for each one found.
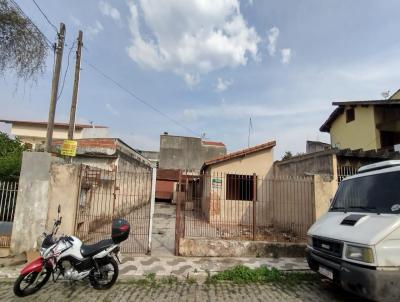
[175,172,315,255]
[75,165,155,254]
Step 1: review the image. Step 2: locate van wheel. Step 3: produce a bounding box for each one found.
[89,257,119,290]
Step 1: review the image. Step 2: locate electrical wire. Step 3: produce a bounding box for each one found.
[82,58,201,137]
[9,0,54,49]
[57,40,76,102]
[31,0,58,33]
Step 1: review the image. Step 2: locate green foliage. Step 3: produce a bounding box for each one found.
[0,131,26,180]
[206,265,318,285]
[0,0,48,80]
[281,151,293,160]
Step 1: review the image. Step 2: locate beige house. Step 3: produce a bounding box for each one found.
[0,119,108,150]
[200,141,276,223]
[320,90,400,151]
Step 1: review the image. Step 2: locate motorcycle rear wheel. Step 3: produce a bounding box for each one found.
[89,257,119,290]
[13,269,51,297]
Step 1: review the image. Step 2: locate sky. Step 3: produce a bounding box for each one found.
[2,0,400,158]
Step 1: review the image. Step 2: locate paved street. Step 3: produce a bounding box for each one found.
[0,279,366,302]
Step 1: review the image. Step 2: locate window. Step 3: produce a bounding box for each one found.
[330,171,400,214]
[226,174,254,201]
[346,108,355,123]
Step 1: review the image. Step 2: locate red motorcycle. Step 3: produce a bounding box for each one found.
[13,206,130,297]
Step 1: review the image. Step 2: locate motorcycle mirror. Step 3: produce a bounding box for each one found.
[58,205,61,214]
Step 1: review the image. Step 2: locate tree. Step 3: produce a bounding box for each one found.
[0,0,49,81]
[0,131,26,181]
[281,151,293,160]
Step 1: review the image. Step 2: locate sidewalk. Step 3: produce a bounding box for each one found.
[0,255,308,279]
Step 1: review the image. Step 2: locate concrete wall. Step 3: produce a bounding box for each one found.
[179,238,306,257]
[159,135,226,171]
[274,151,336,179]
[46,163,81,236]
[10,152,60,254]
[330,105,378,151]
[314,174,338,219]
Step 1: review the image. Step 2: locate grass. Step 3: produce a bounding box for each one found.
[206,265,318,285]
[119,266,318,288]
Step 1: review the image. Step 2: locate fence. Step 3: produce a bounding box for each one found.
[176,173,315,252]
[0,181,18,248]
[75,165,154,254]
[0,181,18,223]
[337,165,358,183]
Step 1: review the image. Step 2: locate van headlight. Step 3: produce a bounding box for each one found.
[345,245,374,263]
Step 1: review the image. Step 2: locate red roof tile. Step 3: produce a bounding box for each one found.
[202,140,226,147]
[202,140,276,169]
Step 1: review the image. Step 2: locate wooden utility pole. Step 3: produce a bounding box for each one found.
[68,30,83,140]
[45,23,66,152]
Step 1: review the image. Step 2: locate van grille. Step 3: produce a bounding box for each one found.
[312,237,343,258]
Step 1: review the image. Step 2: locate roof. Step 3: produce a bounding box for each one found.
[202,140,226,147]
[202,140,276,170]
[0,119,107,129]
[275,147,400,166]
[52,138,152,166]
[320,99,400,132]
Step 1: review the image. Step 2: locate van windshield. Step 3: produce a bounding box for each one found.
[330,171,400,214]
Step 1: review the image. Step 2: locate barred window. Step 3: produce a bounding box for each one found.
[226,174,254,201]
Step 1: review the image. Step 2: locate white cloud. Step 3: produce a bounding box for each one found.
[99,1,121,22]
[215,77,233,92]
[184,73,200,88]
[85,21,104,40]
[105,103,119,116]
[126,0,261,86]
[267,26,279,56]
[281,48,292,64]
[69,17,103,40]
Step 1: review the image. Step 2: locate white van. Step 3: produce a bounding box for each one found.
[306,160,400,301]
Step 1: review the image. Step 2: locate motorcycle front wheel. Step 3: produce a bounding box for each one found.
[13,269,51,297]
[89,257,119,290]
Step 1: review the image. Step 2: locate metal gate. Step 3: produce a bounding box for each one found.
[75,165,155,254]
[175,172,315,255]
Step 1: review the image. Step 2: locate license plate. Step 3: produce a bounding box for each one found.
[318,266,333,279]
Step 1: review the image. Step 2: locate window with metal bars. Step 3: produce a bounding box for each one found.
[226,174,253,201]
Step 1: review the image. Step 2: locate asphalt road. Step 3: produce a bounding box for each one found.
[0,279,368,302]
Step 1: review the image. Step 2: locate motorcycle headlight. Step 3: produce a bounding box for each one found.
[345,245,374,263]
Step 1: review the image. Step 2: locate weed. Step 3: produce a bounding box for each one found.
[186,276,197,284]
[160,275,178,285]
[206,265,318,286]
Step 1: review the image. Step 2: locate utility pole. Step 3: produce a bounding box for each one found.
[45,23,66,152]
[68,30,83,140]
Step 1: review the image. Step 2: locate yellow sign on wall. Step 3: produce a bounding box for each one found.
[61,140,77,157]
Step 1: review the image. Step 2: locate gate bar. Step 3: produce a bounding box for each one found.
[147,167,157,254]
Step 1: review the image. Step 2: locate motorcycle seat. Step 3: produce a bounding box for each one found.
[80,239,114,258]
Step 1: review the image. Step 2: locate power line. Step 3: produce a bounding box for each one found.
[31,0,58,33]
[82,59,201,137]
[57,40,76,102]
[9,0,54,49]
